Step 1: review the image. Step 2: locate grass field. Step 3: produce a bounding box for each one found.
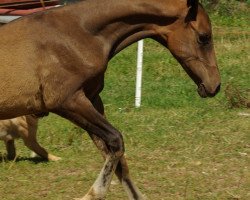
[0,4,249,200]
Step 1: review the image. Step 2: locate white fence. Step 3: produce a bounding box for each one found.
[0,15,21,24]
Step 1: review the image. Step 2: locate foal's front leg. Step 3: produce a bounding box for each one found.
[54,90,124,199]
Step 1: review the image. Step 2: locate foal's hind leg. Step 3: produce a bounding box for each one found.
[5,140,16,160]
[54,90,124,200]
[90,95,145,200]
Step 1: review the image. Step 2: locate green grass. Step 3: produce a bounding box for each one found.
[0,6,249,200]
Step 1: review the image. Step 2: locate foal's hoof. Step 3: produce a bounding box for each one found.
[48,154,62,161]
[7,154,16,160]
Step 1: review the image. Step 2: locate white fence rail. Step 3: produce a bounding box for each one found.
[0,16,21,24]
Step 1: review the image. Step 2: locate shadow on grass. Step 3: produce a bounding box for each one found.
[0,153,49,164]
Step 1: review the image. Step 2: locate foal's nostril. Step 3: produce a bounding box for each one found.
[215,84,221,94]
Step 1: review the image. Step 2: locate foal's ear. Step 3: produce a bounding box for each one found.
[186,0,199,22]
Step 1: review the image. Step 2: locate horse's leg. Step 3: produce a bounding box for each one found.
[54,90,124,200]
[89,95,145,200]
[5,139,16,160]
[19,117,61,161]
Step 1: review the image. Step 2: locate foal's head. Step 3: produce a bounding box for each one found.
[156,0,221,98]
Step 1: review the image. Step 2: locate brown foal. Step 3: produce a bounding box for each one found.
[0,0,220,199]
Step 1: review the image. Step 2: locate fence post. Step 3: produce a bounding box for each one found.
[135,40,144,108]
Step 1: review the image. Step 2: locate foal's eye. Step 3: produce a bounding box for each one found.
[198,34,211,45]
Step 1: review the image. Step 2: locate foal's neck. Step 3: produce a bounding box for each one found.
[73,0,186,57]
